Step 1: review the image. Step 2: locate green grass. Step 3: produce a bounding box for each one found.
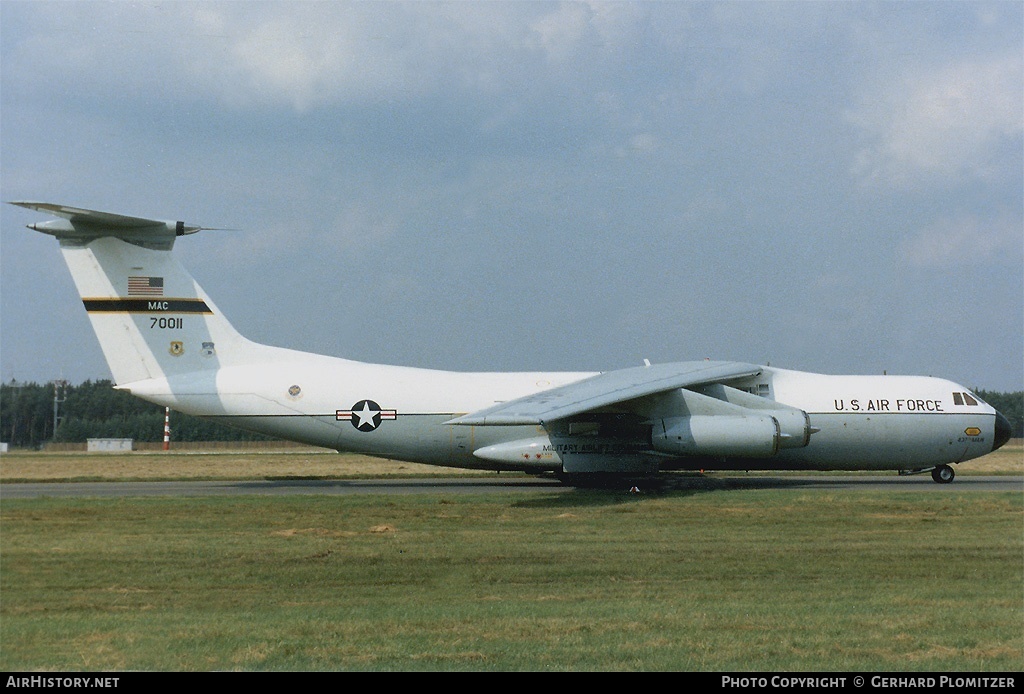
[1,489,1021,671]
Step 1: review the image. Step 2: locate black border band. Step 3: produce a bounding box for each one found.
[82,298,213,314]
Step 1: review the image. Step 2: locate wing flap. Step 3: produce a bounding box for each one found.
[447,360,762,426]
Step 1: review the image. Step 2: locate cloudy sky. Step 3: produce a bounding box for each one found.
[2,1,1021,391]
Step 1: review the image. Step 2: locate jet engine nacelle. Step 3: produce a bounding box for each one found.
[693,383,813,449]
[768,408,814,448]
[651,415,781,458]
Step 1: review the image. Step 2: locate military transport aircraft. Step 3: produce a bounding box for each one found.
[12,202,1012,483]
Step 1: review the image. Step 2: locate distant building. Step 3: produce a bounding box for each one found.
[87,438,134,452]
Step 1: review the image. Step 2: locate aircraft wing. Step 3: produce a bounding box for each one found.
[446,360,762,426]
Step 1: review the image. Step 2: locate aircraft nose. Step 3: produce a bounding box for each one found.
[993,410,1012,451]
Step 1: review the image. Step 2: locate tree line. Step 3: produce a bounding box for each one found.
[1,379,274,448]
[1,378,1021,449]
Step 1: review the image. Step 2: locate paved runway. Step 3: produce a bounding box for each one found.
[2,475,1020,499]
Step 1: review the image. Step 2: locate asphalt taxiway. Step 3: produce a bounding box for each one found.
[1,475,1020,499]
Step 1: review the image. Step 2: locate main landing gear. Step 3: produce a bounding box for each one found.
[931,464,955,484]
[900,464,957,483]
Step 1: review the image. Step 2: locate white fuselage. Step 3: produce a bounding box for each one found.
[121,351,1003,472]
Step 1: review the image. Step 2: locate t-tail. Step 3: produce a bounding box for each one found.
[12,202,264,386]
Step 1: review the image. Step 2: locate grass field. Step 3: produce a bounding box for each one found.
[1,445,1021,671]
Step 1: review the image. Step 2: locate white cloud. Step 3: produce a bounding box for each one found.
[849,53,1023,189]
[528,2,592,60]
[181,5,418,111]
[900,212,1023,268]
[3,3,533,111]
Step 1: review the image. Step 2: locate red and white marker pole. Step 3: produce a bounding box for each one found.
[163,407,171,451]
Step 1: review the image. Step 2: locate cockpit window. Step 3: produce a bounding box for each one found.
[953,392,979,406]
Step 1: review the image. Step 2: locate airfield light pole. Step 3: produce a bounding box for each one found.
[52,379,67,439]
[6,379,27,444]
[163,407,171,451]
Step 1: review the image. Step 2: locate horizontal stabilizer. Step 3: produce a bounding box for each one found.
[11,201,202,250]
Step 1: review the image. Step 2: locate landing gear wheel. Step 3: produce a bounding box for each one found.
[931,464,955,484]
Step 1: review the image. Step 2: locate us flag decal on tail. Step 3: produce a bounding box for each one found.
[128,276,164,296]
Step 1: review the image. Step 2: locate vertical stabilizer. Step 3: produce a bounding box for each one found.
[13,202,257,386]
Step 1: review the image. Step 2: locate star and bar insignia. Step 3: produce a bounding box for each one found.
[336,400,397,432]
